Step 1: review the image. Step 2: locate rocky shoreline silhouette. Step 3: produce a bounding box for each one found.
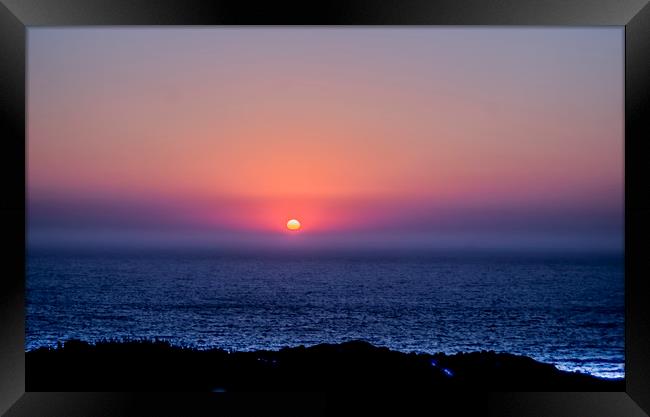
[26,339,623,391]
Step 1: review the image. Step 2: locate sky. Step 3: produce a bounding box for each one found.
[27,28,624,252]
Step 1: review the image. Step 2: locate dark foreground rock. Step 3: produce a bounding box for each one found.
[26,339,623,391]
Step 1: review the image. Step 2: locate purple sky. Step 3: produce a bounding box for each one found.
[28,28,624,251]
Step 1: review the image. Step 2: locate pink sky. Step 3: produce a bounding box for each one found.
[28,28,623,250]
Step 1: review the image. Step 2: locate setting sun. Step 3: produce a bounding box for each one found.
[286,219,301,231]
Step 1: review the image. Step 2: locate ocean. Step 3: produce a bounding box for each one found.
[26,250,624,379]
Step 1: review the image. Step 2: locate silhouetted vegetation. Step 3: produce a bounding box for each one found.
[26,339,623,391]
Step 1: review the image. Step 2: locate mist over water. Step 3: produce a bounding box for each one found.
[26,249,624,379]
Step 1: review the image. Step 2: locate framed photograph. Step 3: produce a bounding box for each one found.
[1,1,649,416]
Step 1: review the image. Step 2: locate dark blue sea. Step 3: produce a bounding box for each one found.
[26,250,624,379]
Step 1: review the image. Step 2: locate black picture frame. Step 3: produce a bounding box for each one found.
[1,1,649,415]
